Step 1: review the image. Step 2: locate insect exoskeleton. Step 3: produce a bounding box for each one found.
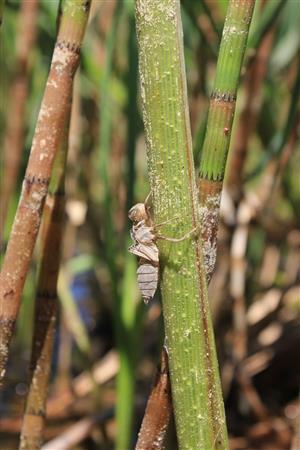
[128,201,160,304]
[128,203,148,223]
[136,259,159,304]
[128,200,198,304]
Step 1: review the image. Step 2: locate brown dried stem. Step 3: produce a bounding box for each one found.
[135,347,172,450]
[0,0,91,385]
[18,122,69,450]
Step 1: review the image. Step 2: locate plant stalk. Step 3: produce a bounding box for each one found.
[136,1,228,448]
[19,122,69,450]
[199,0,255,281]
[0,0,91,385]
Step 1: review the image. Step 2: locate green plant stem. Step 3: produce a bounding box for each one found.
[136,1,228,448]
[199,0,255,281]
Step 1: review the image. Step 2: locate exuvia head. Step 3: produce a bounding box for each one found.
[128,203,148,223]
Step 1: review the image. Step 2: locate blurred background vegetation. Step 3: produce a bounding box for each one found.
[0,0,299,449]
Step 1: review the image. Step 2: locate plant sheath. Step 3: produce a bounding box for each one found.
[135,347,172,450]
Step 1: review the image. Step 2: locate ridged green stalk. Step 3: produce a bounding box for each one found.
[200,0,255,181]
[198,0,255,281]
[136,1,228,448]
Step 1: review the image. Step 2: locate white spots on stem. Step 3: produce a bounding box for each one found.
[51,45,73,75]
[136,0,176,26]
[38,104,55,122]
[222,23,247,42]
[47,78,58,89]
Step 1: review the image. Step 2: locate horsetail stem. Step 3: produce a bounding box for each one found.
[199,0,255,281]
[0,0,91,386]
[136,1,229,448]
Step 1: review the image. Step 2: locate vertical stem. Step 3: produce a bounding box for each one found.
[19,123,69,450]
[136,1,228,448]
[199,0,255,281]
[0,0,91,386]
